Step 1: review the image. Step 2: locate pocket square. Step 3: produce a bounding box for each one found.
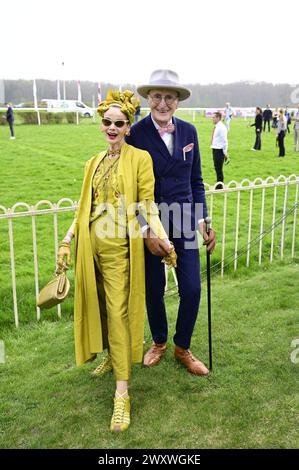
[183,143,194,160]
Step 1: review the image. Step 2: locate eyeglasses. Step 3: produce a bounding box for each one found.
[149,93,178,105]
[101,117,129,128]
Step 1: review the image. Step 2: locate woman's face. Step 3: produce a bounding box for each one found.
[101,106,130,147]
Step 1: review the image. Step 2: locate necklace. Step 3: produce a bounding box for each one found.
[93,154,120,206]
[107,149,120,160]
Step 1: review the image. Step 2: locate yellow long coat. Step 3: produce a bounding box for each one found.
[73,143,167,366]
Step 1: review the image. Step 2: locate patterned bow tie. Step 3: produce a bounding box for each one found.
[158,123,175,137]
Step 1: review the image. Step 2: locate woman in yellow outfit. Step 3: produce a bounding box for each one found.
[57,90,174,432]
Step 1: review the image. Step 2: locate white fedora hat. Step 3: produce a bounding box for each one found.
[137,69,191,102]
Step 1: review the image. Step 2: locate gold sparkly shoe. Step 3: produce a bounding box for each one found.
[91,354,113,377]
[110,391,130,432]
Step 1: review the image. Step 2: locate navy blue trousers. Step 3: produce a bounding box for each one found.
[144,228,201,349]
[8,120,14,137]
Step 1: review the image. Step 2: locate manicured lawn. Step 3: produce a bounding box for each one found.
[0,116,298,449]
[0,263,298,449]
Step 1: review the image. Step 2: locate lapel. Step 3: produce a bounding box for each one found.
[162,116,184,174]
[172,116,181,160]
[77,150,106,224]
[117,142,132,196]
[89,150,106,178]
[144,115,173,164]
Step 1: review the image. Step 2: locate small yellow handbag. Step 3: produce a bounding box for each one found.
[37,265,70,310]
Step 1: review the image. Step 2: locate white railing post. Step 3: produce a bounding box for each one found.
[292,184,298,258]
[8,214,19,327]
[221,190,227,277]
[234,187,241,270]
[31,213,40,321]
[280,178,289,260]
[53,207,61,318]
[246,186,253,267]
[209,191,214,222]
[270,183,277,264]
[259,186,265,265]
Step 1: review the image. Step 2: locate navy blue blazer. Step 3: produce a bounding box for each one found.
[126,114,208,227]
[6,107,14,123]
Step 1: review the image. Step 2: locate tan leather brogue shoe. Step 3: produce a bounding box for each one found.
[174,346,209,376]
[143,342,167,367]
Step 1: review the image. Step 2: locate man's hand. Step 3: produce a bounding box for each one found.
[198,220,216,254]
[224,154,230,165]
[144,229,172,257]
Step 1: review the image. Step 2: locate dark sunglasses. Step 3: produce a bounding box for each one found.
[101,117,129,128]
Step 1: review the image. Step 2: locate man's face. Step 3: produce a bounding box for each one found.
[147,88,179,125]
[212,114,220,125]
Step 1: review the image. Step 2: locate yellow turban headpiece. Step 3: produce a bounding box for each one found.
[97,89,137,124]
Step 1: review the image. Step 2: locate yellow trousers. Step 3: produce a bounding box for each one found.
[90,219,131,380]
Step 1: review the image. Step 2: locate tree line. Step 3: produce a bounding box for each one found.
[1,79,298,108]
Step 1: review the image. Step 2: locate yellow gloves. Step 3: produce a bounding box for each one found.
[57,241,71,269]
[162,242,177,268]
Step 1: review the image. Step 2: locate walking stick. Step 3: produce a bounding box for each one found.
[204,216,212,371]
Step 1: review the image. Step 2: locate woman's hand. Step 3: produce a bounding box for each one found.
[161,242,177,268]
[57,242,71,269]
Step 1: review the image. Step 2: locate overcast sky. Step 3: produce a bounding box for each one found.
[1,0,298,86]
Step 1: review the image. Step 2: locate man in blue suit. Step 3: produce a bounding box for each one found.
[127,70,215,376]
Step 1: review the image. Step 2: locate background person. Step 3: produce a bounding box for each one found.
[250,107,263,151]
[132,94,141,122]
[127,69,216,377]
[6,103,15,139]
[224,102,233,131]
[263,104,272,132]
[57,89,172,433]
[272,108,279,129]
[285,106,291,134]
[294,106,299,152]
[276,108,287,157]
[211,111,228,189]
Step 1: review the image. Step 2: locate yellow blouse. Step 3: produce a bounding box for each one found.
[89,154,121,223]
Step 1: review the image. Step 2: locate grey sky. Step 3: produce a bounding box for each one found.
[1,0,298,85]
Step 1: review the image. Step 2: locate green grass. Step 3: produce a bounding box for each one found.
[0,115,298,448]
[0,115,298,323]
[0,263,298,449]
[0,113,298,206]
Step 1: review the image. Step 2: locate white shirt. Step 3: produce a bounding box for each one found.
[224,107,233,120]
[151,115,174,155]
[277,116,287,134]
[211,121,228,155]
[294,111,299,130]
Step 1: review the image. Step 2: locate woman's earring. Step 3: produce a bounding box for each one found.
[126,130,131,136]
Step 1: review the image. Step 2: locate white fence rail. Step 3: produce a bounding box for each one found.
[0,107,261,124]
[0,175,298,327]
